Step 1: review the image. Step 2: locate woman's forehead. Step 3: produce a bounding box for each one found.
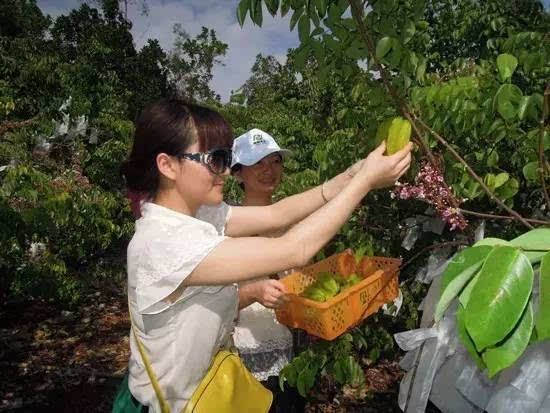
[258,152,282,163]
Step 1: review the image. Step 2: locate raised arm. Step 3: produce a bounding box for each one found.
[225,159,363,237]
[184,142,412,286]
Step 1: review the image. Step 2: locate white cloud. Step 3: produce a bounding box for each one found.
[37,0,300,102]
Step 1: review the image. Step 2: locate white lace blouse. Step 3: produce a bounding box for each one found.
[127,202,238,413]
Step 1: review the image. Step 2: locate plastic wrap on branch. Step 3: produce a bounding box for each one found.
[393,162,468,231]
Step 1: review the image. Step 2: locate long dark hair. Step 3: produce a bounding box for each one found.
[121,98,233,195]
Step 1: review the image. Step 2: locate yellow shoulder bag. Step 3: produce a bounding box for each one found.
[131,320,273,413]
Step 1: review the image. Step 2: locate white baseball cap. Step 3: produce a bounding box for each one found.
[231,128,292,168]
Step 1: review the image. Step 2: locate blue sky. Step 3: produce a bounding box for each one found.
[36,0,300,102]
[36,0,550,102]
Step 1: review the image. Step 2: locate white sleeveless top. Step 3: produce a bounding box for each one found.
[127,202,237,413]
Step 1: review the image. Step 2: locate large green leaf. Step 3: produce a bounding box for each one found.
[376,36,392,59]
[457,305,486,370]
[474,238,512,247]
[265,0,279,16]
[536,252,550,339]
[510,229,550,251]
[298,15,310,43]
[496,53,518,82]
[280,0,291,17]
[314,0,327,18]
[482,301,534,378]
[290,7,304,31]
[435,246,493,322]
[464,246,534,351]
[495,84,523,120]
[249,0,263,26]
[459,271,481,308]
[236,0,250,27]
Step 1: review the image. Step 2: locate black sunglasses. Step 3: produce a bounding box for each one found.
[177,148,232,175]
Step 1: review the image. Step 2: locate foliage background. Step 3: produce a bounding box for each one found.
[1,0,548,402]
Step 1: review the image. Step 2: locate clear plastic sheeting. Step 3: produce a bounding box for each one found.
[34,98,89,155]
[396,260,550,413]
[474,220,486,243]
[383,288,404,316]
[402,217,423,251]
[414,248,452,284]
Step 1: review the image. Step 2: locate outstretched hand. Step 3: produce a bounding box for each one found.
[355,141,413,190]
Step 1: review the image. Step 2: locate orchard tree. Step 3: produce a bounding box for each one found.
[234,0,550,396]
[169,25,228,102]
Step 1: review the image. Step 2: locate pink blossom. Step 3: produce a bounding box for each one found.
[394,162,468,231]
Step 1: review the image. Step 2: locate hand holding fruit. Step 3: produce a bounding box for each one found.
[252,279,289,309]
[356,140,413,190]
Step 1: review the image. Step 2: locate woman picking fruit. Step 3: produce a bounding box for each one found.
[120,98,412,412]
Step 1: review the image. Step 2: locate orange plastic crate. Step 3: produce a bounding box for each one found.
[275,251,401,341]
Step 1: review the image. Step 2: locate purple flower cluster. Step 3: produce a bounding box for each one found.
[393,162,468,231]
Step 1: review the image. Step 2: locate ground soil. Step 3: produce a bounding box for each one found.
[0,287,440,413]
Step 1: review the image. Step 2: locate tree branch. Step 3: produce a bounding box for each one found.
[400,240,470,271]
[347,0,535,230]
[539,83,550,212]
[412,116,534,229]
[347,0,437,166]
[0,114,41,138]
[459,208,550,226]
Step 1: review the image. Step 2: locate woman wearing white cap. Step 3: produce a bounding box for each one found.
[120,99,412,413]
[229,129,299,410]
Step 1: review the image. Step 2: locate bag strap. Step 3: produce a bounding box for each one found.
[129,315,171,413]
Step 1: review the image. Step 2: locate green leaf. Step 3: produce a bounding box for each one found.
[518,95,537,121]
[315,0,327,17]
[523,161,539,181]
[294,45,309,71]
[435,246,494,322]
[345,356,365,387]
[494,172,509,188]
[296,369,307,397]
[495,84,523,121]
[290,7,304,31]
[281,0,291,17]
[474,238,513,247]
[487,150,499,167]
[457,305,486,370]
[402,19,416,44]
[482,301,534,378]
[416,56,427,84]
[495,177,518,200]
[376,36,392,59]
[459,271,481,308]
[249,0,263,26]
[510,229,550,251]
[496,53,518,82]
[536,252,550,339]
[464,246,534,351]
[265,0,279,16]
[236,0,250,27]
[298,15,311,43]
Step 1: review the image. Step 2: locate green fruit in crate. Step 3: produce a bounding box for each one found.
[318,272,340,296]
[386,117,411,155]
[346,273,362,287]
[302,286,330,302]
